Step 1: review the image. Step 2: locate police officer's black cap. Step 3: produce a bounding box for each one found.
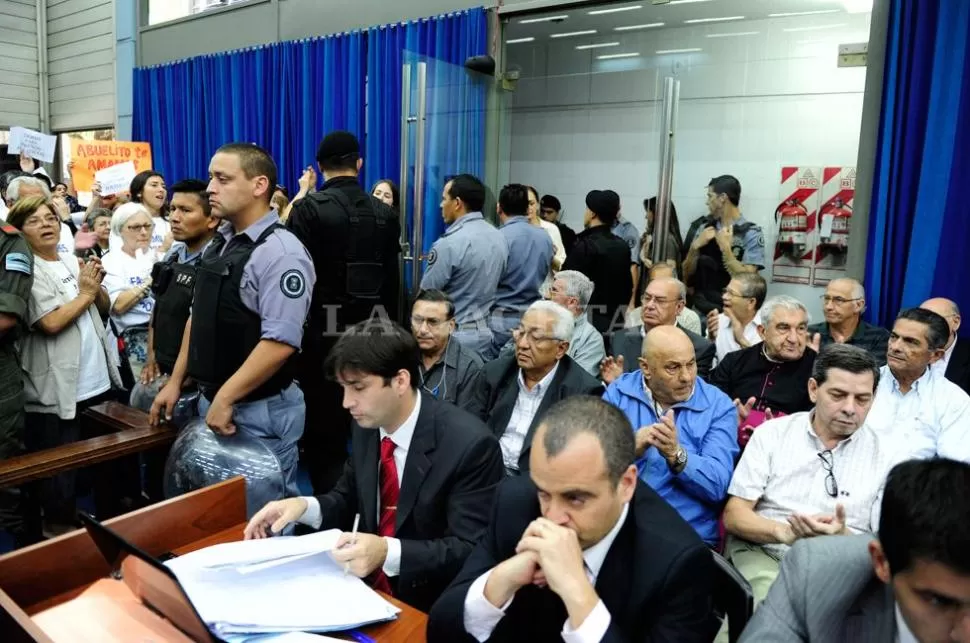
[540,195,561,212]
[316,131,360,164]
[585,190,620,221]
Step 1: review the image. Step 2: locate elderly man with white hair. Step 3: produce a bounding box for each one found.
[5,175,75,256]
[543,269,605,377]
[807,278,890,365]
[710,295,817,444]
[473,300,605,474]
[101,202,157,336]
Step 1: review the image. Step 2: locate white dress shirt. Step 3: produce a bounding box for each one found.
[931,337,958,378]
[865,365,970,464]
[715,312,762,364]
[500,363,560,471]
[298,393,422,577]
[728,412,894,558]
[462,502,631,643]
[896,604,918,643]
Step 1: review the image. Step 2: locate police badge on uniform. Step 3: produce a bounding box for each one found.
[428,248,438,266]
[280,269,306,299]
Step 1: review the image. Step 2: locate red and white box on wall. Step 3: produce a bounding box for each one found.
[812,167,856,286]
[771,166,820,285]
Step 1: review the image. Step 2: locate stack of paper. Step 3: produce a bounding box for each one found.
[166,530,400,636]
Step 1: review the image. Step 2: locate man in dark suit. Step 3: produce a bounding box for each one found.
[740,459,970,642]
[922,298,970,395]
[244,320,504,612]
[474,301,605,474]
[427,396,718,642]
[601,276,715,384]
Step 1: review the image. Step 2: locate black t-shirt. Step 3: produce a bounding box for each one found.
[710,344,816,415]
[562,225,633,333]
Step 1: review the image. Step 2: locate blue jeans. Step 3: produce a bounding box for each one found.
[198,383,305,498]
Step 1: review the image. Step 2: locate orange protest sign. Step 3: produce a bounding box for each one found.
[70,140,153,193]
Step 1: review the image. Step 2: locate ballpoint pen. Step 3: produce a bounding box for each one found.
[344,513,360,576]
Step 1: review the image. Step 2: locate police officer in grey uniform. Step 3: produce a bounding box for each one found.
[420,174,508,359]
[151,144,316,497]
[0,221,32,545]
[683,175,765,316]
[489,184,553,358]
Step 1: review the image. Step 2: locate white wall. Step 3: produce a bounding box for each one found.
[0,0,40,130]
[503,12,872,318]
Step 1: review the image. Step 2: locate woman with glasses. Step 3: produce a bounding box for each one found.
[102,202,156,338]
[6,196,121,537]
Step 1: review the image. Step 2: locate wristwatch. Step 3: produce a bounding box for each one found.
[670,447,688,473]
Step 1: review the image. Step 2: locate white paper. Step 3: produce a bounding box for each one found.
[820,213,835,238]
[8,126,57,163]
[94,160,137,196]
[222,633,347,643]
[166,529,341,572]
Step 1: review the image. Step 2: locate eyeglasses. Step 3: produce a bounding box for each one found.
[642,294,679,306]
[411,315,450,330]
[511,326,561,344]
[820,295,862,305]
[125,223,153,232]
[23,214,60,228]
[722,288,746,299]
[817,450,839,498]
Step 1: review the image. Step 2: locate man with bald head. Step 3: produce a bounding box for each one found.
[808,278,890,365]
[603,326,738,546]
[922,297,969,394]
[601,276,715,385]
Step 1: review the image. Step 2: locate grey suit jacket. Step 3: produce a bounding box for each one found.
[609,323,715,381]
[739,535,897,643]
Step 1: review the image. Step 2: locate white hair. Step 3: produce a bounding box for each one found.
[6,176,51,203]
[831,277,865,300]
[554,270,595,310]
[759,295,811,327]
[648,276,686,301]
[526,300,575,341]
[111,202,152,237]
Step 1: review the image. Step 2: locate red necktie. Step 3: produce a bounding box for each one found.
[371,437,399,596]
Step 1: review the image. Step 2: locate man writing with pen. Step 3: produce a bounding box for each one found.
[245,320,504,612]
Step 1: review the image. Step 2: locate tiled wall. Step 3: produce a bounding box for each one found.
[503,11,873,313]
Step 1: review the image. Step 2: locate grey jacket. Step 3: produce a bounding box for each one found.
[419,337,486,418]
[739,535,897,643]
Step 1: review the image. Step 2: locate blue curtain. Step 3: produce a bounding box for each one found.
[865,0,970,330]
[132,33,366,195]
[365,8,489,269]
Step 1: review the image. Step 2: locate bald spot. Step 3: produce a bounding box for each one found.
[921,297,958,318]
[641,325,695,364]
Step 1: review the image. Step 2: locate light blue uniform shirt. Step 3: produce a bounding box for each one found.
[493,216,553,315]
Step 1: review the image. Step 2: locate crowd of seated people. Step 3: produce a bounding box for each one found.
[2,135,969,641]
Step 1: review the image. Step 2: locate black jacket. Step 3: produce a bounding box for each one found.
[313,392,504,612]
[427,476,719,643]
[608,324,716,381]
[944,338,970,395]
[473,354,605,472]
[562,225,633,333]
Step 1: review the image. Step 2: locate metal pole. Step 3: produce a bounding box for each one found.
[652,77,680,266]
[411,61,428,290]
[398,63,412,321]
[36,0,50,133]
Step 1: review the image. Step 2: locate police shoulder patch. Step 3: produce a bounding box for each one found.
[5,252,31,275]
[755,231,766,247]
[279,269,306,299]
[428,248,438,266]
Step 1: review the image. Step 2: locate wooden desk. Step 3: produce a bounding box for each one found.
[0,402,176,488]
[0,477,427,642]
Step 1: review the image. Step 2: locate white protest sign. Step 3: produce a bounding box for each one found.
[94,160,137,196]
[8,126,57,164]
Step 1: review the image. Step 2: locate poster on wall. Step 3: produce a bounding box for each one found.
[812,167,856,286]
[771,166,820,285]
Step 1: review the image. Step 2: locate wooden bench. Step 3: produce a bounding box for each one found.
[0,402,176,489]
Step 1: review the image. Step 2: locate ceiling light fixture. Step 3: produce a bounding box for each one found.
[684,16,745,24]
[506,37,536,44]
[550,29,598,38]
[769,10,842,17]
[705,31,760,38]
[576,41,621,50]
[656,47,703,54]
[589,4,642,15]
[667,0,714,5]
[597,52,641,60]
[783,23,846,32]
[615,22,664,31]
[519,14,569,24]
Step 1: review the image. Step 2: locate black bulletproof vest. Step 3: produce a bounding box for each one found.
[150,254,197,373]
[187,223,295,401]
[320,188,386,307]
[686,216,757,301]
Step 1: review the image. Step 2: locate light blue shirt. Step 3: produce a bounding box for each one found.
[716,215,766,269]
[612,216,641,264]
[420,212,508,325]
[493,216,553,315]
